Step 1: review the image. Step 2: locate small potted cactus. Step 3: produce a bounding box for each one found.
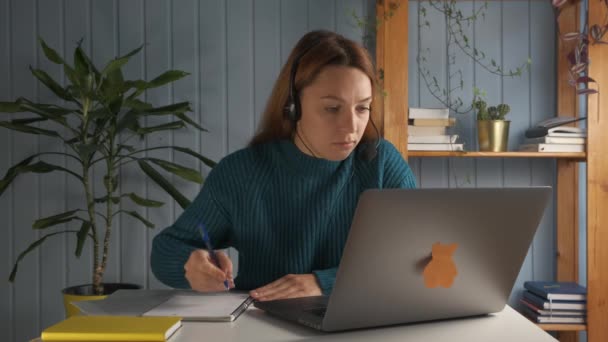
[474,97,511,152]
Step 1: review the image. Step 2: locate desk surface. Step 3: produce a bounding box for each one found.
[169,305,557,342]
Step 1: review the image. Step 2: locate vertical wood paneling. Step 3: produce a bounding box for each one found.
[172,0,199,208]
[0,1,12,341]
[227,0,254,153]
[11,0,40,340]
[254,0,280,128]
[37,0,67,331]
[337,0,364,42]
[280,0,308,63]
[417,0,448,187]
[308,0,336,32]
[145,0,173,290]
[118,0,147,288]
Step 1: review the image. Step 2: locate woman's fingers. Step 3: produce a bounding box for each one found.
[250,274,322,301]
[184,249,231,292]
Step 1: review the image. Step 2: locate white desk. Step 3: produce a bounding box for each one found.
[169,305,557,342]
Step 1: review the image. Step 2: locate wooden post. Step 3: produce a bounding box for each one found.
[375,0,408,159]
[586,1,608,341]
[556,2,579,341]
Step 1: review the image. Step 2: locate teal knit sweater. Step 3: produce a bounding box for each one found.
[151,139,416,294]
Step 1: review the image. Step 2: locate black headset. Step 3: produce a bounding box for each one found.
[283,39,380,161]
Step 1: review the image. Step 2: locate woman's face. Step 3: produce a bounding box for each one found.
[295,65,372,161]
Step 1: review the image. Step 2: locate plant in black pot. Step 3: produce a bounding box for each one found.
[0,38,215,316]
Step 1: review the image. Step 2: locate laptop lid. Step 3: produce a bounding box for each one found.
[321,187,551,332]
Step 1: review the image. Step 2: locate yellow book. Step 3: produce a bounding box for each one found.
[41,316,182,341]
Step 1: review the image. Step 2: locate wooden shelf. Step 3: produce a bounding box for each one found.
[407,151,586,160]
[537,323,587,332]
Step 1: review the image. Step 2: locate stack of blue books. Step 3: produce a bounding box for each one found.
[520,281,587,324]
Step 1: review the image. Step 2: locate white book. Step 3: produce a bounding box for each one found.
[408,143,463,151]
[408,135,458,144]
[524,136,586,145]
[408,125,447,136]
[408,107,449,119]
[519,143,585,152]
[547,126,587,137]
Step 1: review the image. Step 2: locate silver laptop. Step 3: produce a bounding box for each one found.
[254,187,551,332]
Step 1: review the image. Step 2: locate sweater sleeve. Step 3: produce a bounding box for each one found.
[312,267,338,295]
[150,168,233,289]
[380,140,417,189]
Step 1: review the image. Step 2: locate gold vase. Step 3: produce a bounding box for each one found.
[477,120,510,152]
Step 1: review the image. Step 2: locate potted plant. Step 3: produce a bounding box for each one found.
[473,95,511,152]
[0,38,215,316]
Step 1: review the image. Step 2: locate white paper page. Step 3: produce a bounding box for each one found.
[143,293,250,320]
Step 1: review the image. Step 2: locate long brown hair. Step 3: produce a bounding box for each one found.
[249,30,378,146]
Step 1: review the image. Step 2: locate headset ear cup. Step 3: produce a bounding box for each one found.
[284,101,296,121]
[293,95,301,122]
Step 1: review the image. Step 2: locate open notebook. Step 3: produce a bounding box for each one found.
[74,289,254,322]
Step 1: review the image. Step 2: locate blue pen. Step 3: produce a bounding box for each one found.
[198,223,230,290]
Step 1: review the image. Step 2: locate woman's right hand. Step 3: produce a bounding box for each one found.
[184,249,234,292]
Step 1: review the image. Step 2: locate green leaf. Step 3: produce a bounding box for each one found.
[75,221,91,257]
[138,121,185,134]
[11,117,48,125]
[64,64,80,87]
[74,44,100,79]
[22,161,83,181]
[75,143,99,162]
[116,109,140,133]
[145,102,191,115]
[0,156,36,196]
[124,210,155,228]
[38,38,65,64]
[33,209,79,229]
[175,112,207,131]
[117,144,135,153]
[101,45,143,76]
[0,121,60,137]
[29,67,73,102]
[124,98,152,111]
[147,70,189,88]
[137,160,191,209]
[148,158,203,184]
[127,193,164,207]
[9,231,69,282]
[18,101,70,126]
[172,146,217,168]
[0,101,23,112]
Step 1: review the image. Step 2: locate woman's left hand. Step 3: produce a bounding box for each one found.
[250,274,322,301]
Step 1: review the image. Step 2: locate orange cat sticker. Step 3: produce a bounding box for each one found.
[423,242,459,288]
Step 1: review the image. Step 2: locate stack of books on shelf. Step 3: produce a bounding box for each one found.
[520,281,587,325]
[407,108,463,151]
[520,117,586,153]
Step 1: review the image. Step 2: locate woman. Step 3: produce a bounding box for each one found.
[151,30,416,302]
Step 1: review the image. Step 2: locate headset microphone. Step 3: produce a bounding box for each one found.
[361,118,380,161]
